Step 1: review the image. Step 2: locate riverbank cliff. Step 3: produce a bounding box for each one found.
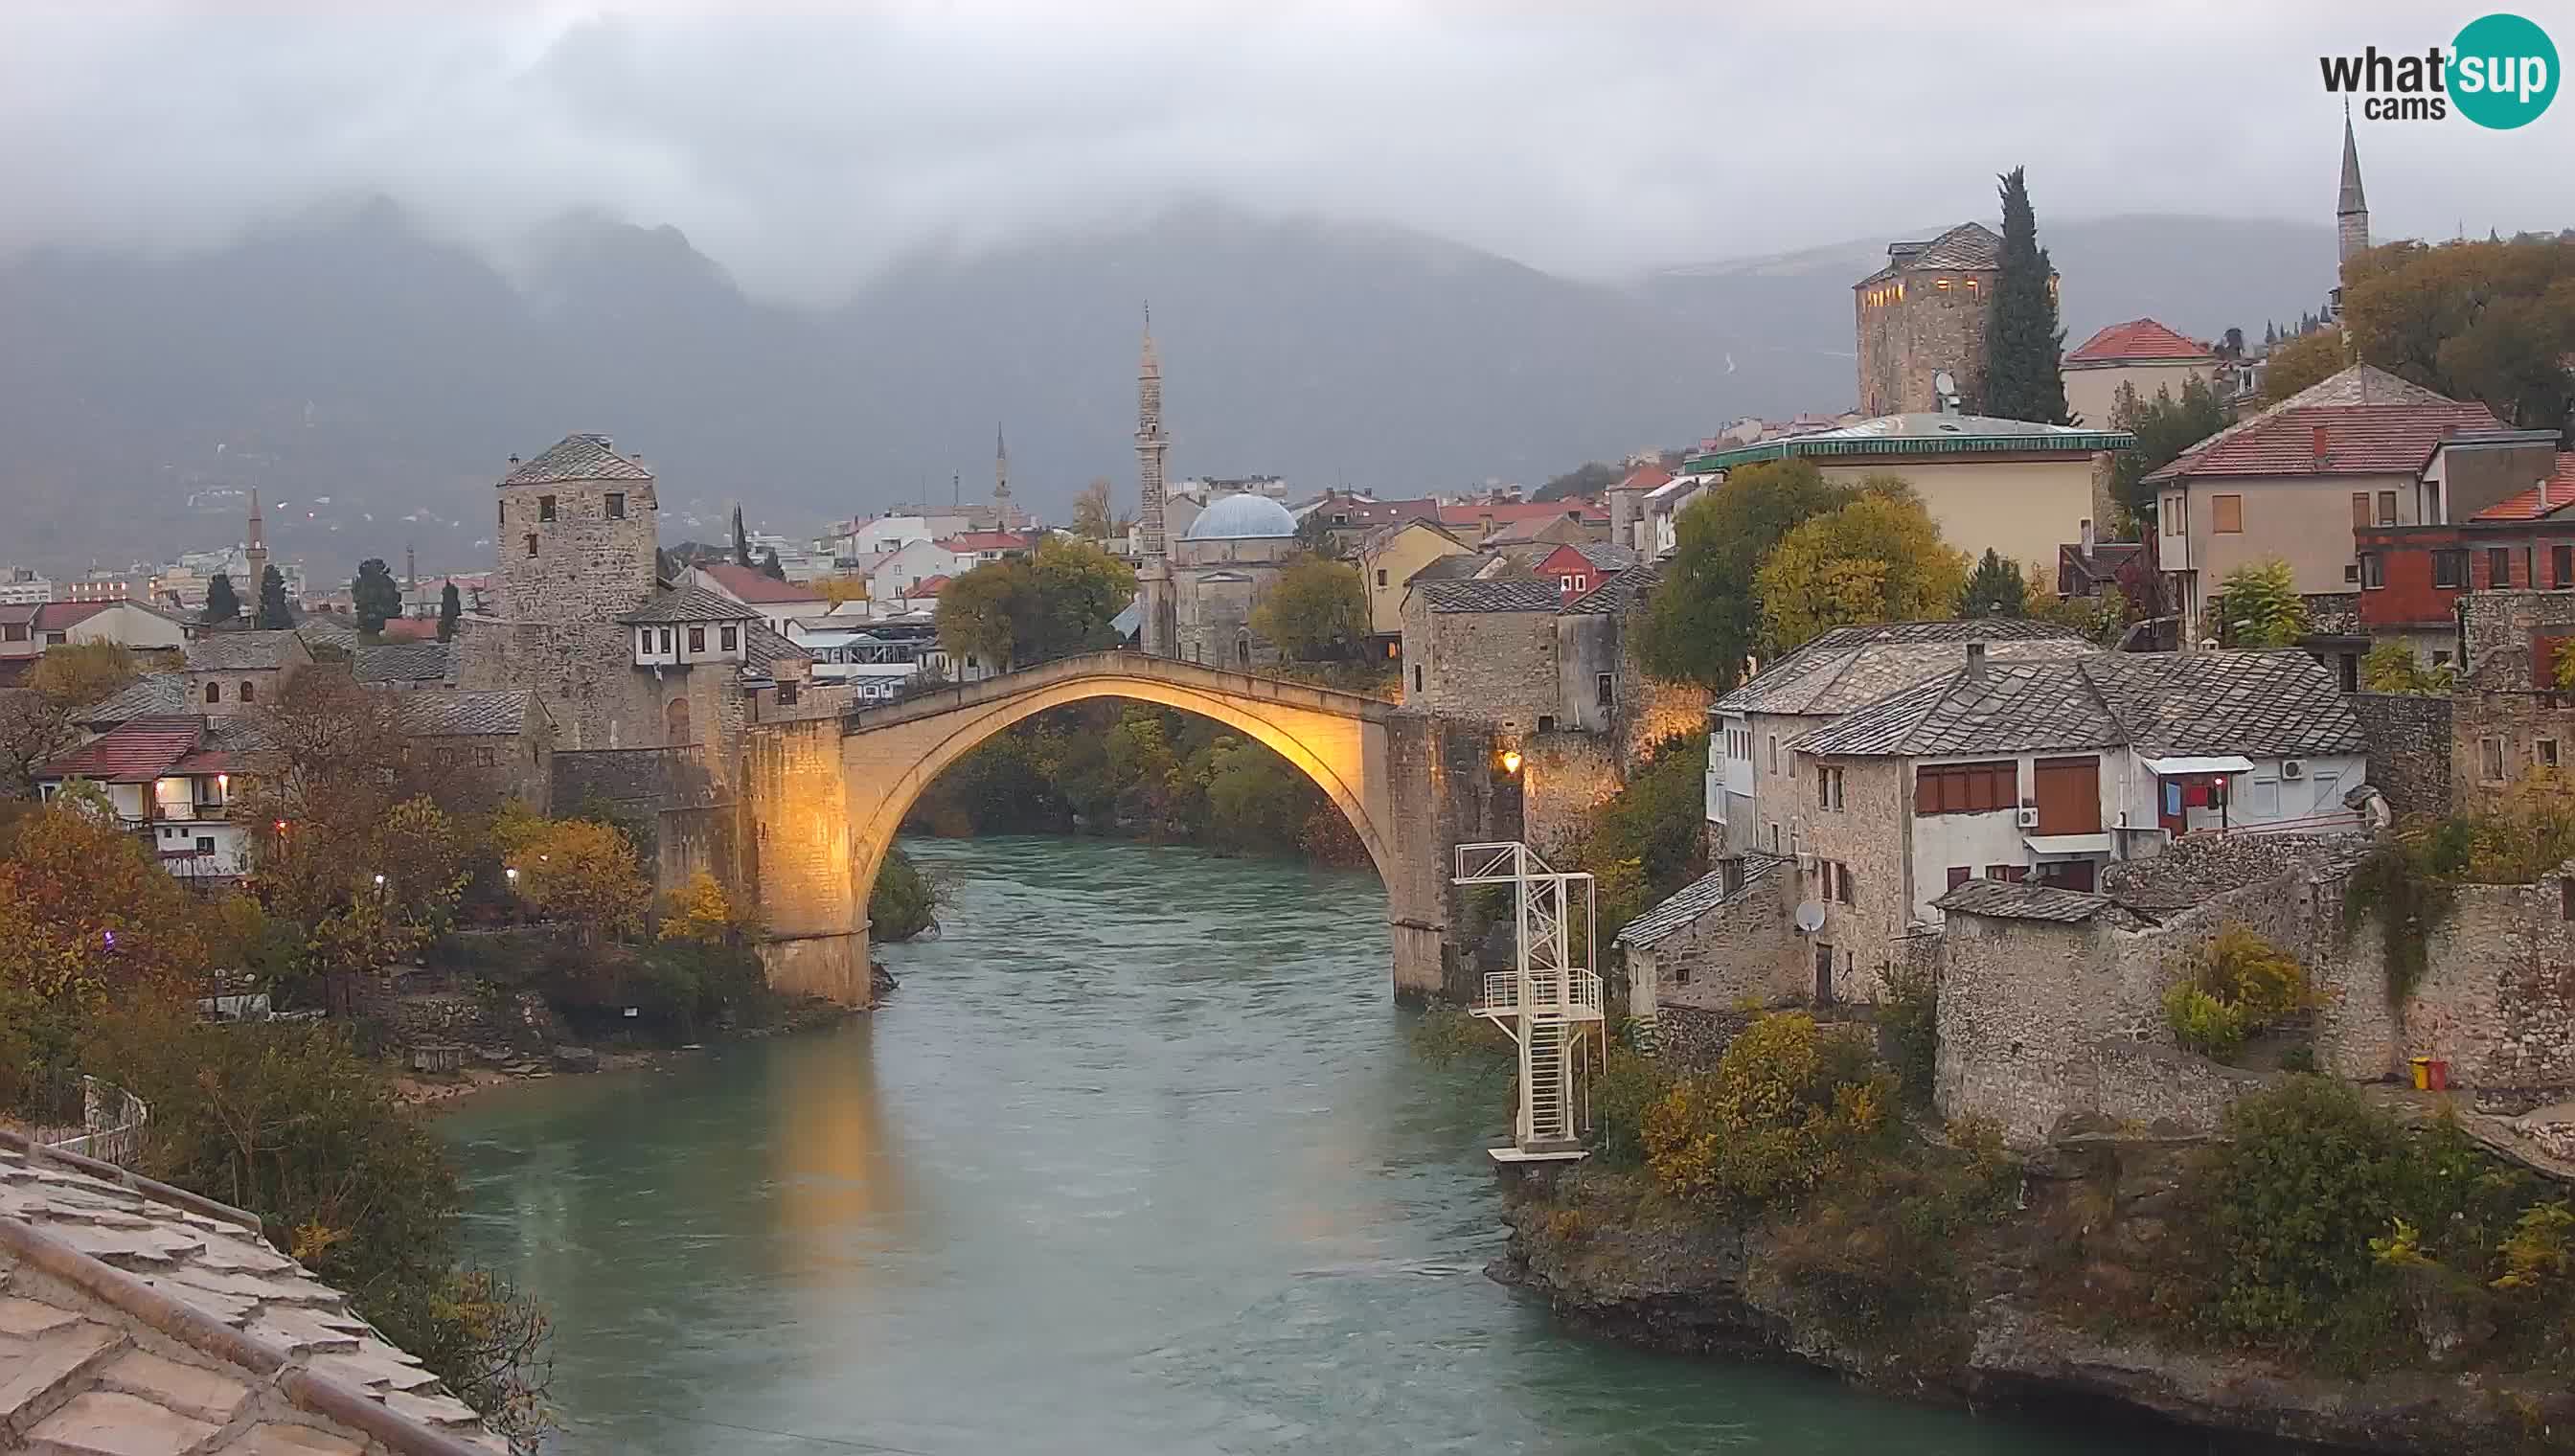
[1492,1127,2575,1455]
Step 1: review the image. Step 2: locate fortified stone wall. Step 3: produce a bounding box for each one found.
[495,476,658,627]
[2348,692,2453,818]
[1614,630,1711,770]
[2313,876,2575,1089]
[1383,711,1513,1001]
[1402,601,1561,733]
[458,619,665,753]
[1520,731,1621,858]
[739,717,865,1007]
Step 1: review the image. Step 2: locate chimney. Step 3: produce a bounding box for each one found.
[2541,474,2552,511]
[1966,641,1987,678]
[2080,517,2096,558]
[2312,423,2330,462]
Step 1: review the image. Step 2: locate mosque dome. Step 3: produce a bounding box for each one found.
[1183,492,1299,541]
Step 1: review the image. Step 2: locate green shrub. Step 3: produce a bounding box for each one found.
[1592,1046,1675,1169]
[869,846,947,943]
[2163,924,2303,1062]
[2164,983,2249,1060]
[1880,958,1939,1105]
[1642,1012,1894,1209]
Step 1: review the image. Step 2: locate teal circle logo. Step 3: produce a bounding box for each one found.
[2452,12,2558,128]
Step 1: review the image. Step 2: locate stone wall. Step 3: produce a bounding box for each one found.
[2313,876,2575,1089]
[1382,711,1514,1001]
[2347,692,2452,818]
[1798,755,1914,1003]
[495,475,659,628]
[740,717,866,1006]
[1401,595,1561,733]
[458,618,667,753]
[1520,730,1622,858]
[1632,869,1805,1014]
[1614,629,1710,772]
[1856,263,1996,418]
[2452,689,2575,814]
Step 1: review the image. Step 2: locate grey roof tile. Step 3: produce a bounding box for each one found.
[620,586,760,625]
[351,641,455,685]
[1417,579,1562,614]
[1402,553,1493,585]
[394,689,530,738]
[741,621,810,674]
[182,631,302,672]
[499,433,652,487]
[1562,560,1663,616]
[1932,878,2118,922]
[1715,623,2094,717]
[79,673,188,725]
[1615,853,1784,947]
[1794,657,2122,757]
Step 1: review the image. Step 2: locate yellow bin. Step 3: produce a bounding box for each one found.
[2409,1057,2433,1090]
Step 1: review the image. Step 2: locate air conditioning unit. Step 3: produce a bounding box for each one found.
[2282,759,2306,780]
[2016,807,2041,829]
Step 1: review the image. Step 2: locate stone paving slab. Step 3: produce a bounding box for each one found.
[22,1389,216,1456]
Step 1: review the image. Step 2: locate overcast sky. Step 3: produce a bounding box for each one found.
[3,1,2566,304]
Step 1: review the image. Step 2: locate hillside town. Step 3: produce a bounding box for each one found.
[6,74,2575,1456]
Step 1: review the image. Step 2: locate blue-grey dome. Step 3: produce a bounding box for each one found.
[1183,492,1298,541]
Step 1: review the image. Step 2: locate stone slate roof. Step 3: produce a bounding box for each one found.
[78,672,188,727]
[1932,879,2121,923]
[498,432,651,487]
[1417,579,1563,614]
[0,1131,501,1452]
[1403,553,1494,586]
[352,640,455,686]
[393,689,531,738]
[741,621,810,675]
[1794,648,2366,761]
[182,631,302,672]
[1857,221,2001,286]
[1560,541,1639,572]
[1616,853,1784,948]
[621,586,759,625]
[1714,621,2092,717]
[1562,560,1663,616]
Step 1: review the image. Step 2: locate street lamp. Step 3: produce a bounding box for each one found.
[1500,748,1523,775]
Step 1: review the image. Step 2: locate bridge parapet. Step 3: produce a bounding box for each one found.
[846,650,1396,733]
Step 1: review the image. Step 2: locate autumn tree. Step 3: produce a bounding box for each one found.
[490,808,649,940]
[1635,459,1857,691]
[2340,236,2575,433]
[816,576,870,607]
[2214,557,2307,648]
[255,564,292,628]
[936,536,1134,671]
[658,871,750,944]
[0,691,73,801]
[203,571,241,625]
[2360,641,2451,695]
[1957,549,2029,619]
[436,581,462,642]
[2262,328,2345,406]
[2108,375,2230,529]
[27,642,139,709]
[353,558,402,636]
[1250,556,1368,661]
[1071,477,1116,539]
[1754,481,1971,654]
[1982,166,2069,423]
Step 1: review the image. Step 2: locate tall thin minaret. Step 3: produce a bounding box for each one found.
[1134,306,1177,657]
[994,422,1012,505]
[2336,102,2371,265]
[243,489,269,593]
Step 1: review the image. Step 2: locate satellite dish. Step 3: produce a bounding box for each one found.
[1933,370,1958,398]
[1793,901,1827,935]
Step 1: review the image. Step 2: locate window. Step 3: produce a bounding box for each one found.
[2345,564,2361,583]
[537,494,557,522]
[2432,649,2453,668]
[1770,824,1781,853]
[498,501,506,527]
[238,680,254,702]
[688,626,705,652]
[1376,569,1388,588]
[2351,492,2372,531]
[2564,878,2575,922]
[195,836,215,855]
[1935,278,1951,291]
[1816,765,1844,810]
[605,492,626,519]
[2489,546,2513,587]
[2360,554,2385,589]
[1595,672,1614,708]
[2167,493,2185,534]
[2211,494,2244,534]
[720,625,738,651]
[2542,739,2562,769]
[638,629,652,655]
[2483,736,2507,783]
[2433,550,2468,588]
[1983,864,2026,883]
[1767,735,1780,774]
[1537,715,1556,733]
[1914,760,2017,815]
[2557,545,2573,587]
[205,682,220,705]
[2378,490,2398,527]
[776,680,800,707]
[525,534,538,557]
[1413,666,1424,693]
[659,627,674,652]
[2248,777,2280,816]
[1946,866,1971,891]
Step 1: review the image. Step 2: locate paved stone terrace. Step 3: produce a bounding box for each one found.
[0,1134,498,1456]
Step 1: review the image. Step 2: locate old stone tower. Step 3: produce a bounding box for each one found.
[1134,308,1179,657]
[2336,106,2371,265]
[459,433,664,750]
[1852,221,2003,418]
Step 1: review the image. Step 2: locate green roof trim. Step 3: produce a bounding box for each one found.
[1684,425,2135,474]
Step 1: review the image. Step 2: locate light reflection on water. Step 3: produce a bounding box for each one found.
[444,835,2240,1455]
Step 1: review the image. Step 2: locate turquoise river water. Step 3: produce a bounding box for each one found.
[444,835,2260,1455]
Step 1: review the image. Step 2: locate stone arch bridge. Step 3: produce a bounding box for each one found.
[737,651,1510,1007]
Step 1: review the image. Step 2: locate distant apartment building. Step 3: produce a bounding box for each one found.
[0,568,52,605]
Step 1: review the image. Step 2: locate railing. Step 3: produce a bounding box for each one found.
[19,1075,150,1168]
[1477,969,1605,1019]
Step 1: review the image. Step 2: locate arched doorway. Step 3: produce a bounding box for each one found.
[665,696,693,746]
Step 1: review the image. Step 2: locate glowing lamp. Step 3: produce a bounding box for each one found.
[1500,749,1523,775]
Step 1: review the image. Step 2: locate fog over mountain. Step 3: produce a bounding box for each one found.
[0,198,2340,580]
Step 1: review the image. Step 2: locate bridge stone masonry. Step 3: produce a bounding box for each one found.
[736,651,1520,1007]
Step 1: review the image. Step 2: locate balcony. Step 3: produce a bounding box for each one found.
[1476,969,1605,1022]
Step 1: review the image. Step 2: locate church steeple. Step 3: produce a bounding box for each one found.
[2336,102,2370,264]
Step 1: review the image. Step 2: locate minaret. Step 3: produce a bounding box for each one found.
[1134,306,1177,657]
[2336,102,2371,265]
[993,422,1012,504]
[242,489,269,595]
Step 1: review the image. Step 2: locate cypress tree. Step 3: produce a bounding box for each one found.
[760,548,786,581]
[1981,167,2069,424]
[202,572,240,625]
[732,506,753,568]
[437,581,462,642]
[1958,548,2029,619]
[255,565,292,629]
[352,557,401,635]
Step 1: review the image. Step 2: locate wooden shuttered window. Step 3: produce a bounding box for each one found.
[2351,492,2371,530]
[2210,494,2243,534]
[1913,760,2018,815]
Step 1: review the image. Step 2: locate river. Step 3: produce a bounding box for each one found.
[444,835,2223,1455]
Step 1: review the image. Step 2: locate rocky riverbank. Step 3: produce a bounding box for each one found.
[1491,1129,2575,1455]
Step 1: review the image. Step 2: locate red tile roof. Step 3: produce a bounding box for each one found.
[1312,495,1441,528]
[911,575,951,596]
[2152,401,2501,482]
[699,562,828,604]
[2470,454,2575,522]
[376,616,442,641]
[33,601,115,631]
[2066,318,2214,365]
[39,716,204,783]
[1611,463,1674,492]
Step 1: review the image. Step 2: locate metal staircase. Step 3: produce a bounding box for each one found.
[1456,841,1605,1161]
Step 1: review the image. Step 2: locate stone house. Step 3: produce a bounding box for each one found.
[2061,317,2217,433]
[395,688,557,810]
[1679,413,2131,580]
[2449,587,2575,813]
[1706,618,2095,858]
[2143,364,2504,645]
[1400,578,1564,732]
[180,629,312,716]
[1615,853,1799,1017]
[1171,493,1299,670]
[1852,221,2007,418]
[1354,517,1471,642]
